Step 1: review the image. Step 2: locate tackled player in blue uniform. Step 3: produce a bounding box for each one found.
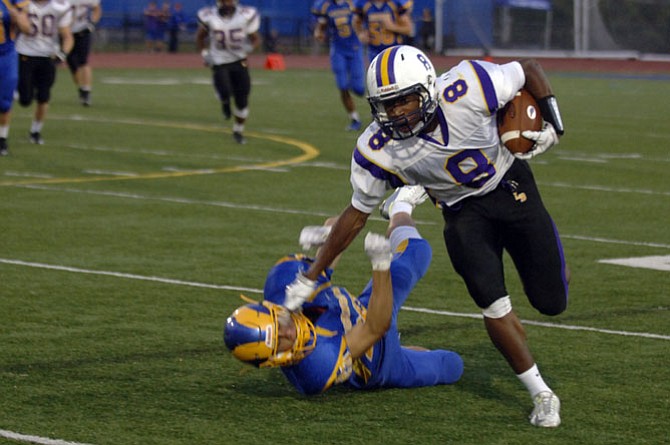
[224,186,463,395]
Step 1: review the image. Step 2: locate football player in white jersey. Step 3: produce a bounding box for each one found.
[66,0,101,106]
[15,0,73,144]
[284,45,568,427]
[196,0,261,145]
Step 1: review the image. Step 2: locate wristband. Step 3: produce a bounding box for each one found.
[538,95,565,135]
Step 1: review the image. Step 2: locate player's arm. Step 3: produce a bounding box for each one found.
[248,31,261,51]
[381,11,413,37]
[91,4,102,27]
[352,12,368,44]
[59,24,74,56]
[344,233,393,360]
[313,20,327,43]
[519,59,564,136]
[304,204,369,282]
[284,205,369,311]
[195,25,208,52]
[515,59,564,159]
[7,1,31,34]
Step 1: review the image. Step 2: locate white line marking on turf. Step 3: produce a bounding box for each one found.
[599,255,670,272]
[401,307,670,341]
[1,258,668,341]
[0,429,94,445]
[15,184,428,224]
[539,181,670,197]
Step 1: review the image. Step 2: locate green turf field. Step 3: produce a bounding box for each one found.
[1,64,668,445]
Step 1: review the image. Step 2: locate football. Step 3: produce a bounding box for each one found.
[497,89,542,154]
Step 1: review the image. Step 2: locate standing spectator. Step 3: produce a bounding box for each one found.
[168,2,187,53]
[418,7,435,53]
[0,0,30,156]
[196,0,261,145]
[353,0,413,63]
[311,0,365,131]
[66,0,102,107]
[15,0,74,145]
[144,1,164,52]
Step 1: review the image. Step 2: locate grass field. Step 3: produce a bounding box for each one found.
[1,62,669,445]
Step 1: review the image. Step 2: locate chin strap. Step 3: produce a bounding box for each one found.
[537,95,565,135]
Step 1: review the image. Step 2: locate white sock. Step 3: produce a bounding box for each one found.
[233,122,244,133]
[0,125,9,138]
[517,363,552,398]
[350,111,360,121]
[31,121,43,133]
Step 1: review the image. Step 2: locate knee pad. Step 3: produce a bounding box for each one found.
[482,296,512,319]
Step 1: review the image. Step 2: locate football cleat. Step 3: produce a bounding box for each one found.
[29,132,44,145]
[233,132,246,144]
[0,138,8,156]
[379,185,428,219]
[79,89,91,107]
[529,391,561,427]
[346,119,362,132]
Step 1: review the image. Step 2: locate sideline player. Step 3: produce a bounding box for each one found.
[284,46,567,427]
[196,0,261,145]
[15,0,74,145]
[312,0,365,131]
[66,0,102,106]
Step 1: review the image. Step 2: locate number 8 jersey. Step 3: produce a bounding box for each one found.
[351,59,525,212]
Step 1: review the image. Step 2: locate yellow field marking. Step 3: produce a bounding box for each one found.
[0,117,320,186]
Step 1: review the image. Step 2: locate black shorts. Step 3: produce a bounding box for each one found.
[18,55,56,105]
[212,59,251,110]
[67,30,93,73]
[441,159,569,316]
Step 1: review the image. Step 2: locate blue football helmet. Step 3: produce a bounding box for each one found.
[263,253,332,305]
[224,300,317,368]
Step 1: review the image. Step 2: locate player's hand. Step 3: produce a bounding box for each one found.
[201,49,213,67]
[517,122,559,159]
[52,50,67,63]
[284,272,316,311]
[86,22,96,33]
[299,225,332,250]
[364,232,392,271]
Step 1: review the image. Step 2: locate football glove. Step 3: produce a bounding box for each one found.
[517,122,559,160]
[364,232,392,271]
[201,49,214,67]
[52,50,67,63]
[284,272,316,311]
[299,225,332,250]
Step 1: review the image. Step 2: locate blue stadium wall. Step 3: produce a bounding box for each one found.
[101,0,494,48]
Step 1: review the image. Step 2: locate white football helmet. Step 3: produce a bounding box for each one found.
[366,45,438,140]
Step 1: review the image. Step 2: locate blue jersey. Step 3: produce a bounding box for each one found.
[355,0,413,60]
[311,0,361,54]
[267,231,463,395]
[0,0,28,54]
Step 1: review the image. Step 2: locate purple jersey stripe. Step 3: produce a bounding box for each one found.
[353,148,405,187]
[469,61,499,115]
